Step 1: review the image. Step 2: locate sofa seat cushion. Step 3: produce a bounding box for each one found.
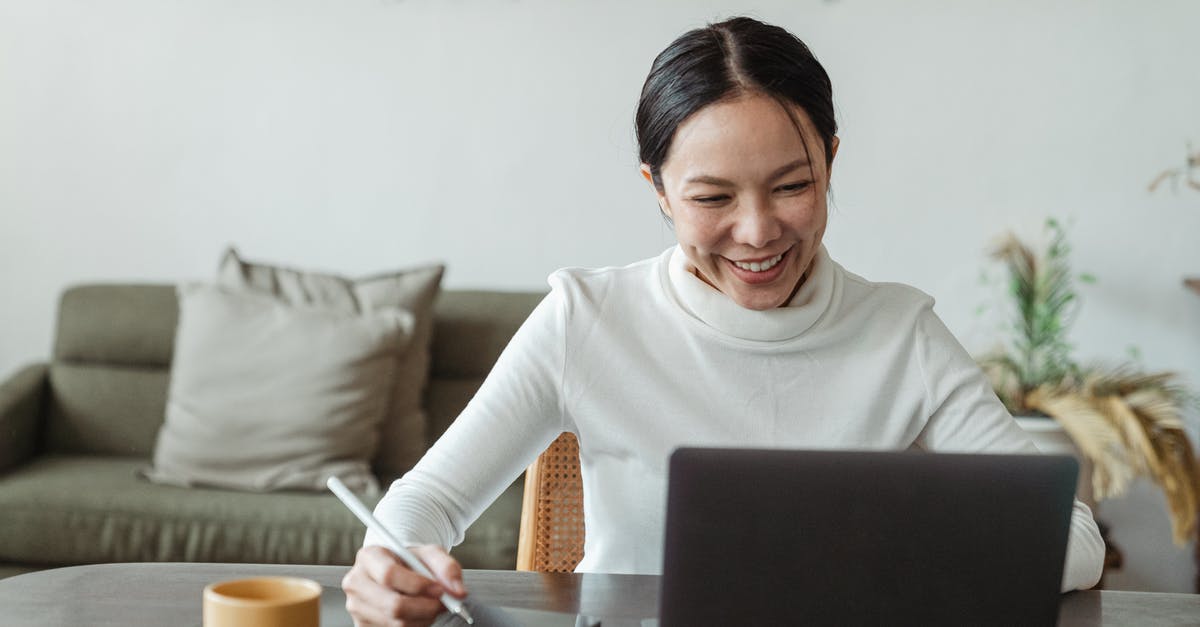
[0,456,377,567]
[0,456,524,570]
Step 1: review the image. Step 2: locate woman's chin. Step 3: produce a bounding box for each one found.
[726,285,792,310]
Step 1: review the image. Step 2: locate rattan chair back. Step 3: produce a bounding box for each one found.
[516,432,585,572]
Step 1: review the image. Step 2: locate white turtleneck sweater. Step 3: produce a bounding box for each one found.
[367,246,1104,592]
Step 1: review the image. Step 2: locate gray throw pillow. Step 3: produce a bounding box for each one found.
[143,284,413,493]
[216,248,444,482]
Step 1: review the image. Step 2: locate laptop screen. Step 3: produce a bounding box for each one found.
[659,448,1077,627]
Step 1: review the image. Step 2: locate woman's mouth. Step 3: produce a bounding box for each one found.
[723,246,794,285]
[731,251,785,272]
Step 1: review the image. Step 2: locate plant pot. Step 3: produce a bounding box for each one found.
[1014,415,1096,511]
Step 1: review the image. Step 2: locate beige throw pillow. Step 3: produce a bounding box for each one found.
[143,284,413,493]
[216,248,444,482]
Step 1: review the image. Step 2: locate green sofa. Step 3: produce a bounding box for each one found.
[0,284,544,580]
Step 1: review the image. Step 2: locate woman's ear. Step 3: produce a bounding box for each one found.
[639,163,655,185]
[640,163,673,219]
[827,136,840,181]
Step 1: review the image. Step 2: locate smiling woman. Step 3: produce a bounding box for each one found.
[635,18,839,311]
[340,16,1106,627]
[644,94,836,310]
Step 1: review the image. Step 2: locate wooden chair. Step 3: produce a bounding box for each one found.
[516,432,585,572]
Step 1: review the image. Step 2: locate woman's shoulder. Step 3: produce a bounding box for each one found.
[545,247,672,303]
[833,260,936,316]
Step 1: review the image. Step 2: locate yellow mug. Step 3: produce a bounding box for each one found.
[203,576,322,627]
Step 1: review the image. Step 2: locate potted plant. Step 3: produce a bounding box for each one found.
[977,218,1200,546]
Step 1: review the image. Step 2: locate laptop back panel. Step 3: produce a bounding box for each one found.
[659,449,1077,627]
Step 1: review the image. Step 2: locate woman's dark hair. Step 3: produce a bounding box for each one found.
[636,16,837,192]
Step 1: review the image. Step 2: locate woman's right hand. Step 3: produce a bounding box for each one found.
[342,544,467,627]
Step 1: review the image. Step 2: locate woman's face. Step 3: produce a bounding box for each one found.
[643,93,838,311]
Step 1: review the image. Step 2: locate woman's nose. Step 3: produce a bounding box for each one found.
[731,199,782,248]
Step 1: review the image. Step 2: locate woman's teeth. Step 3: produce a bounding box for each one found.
[732,252,784,273]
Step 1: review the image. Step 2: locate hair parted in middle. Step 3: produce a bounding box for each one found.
[635,16,838,193]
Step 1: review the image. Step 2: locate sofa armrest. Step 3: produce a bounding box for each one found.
[0,363,48,473]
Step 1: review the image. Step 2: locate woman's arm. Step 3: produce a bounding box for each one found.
[912,305,1105,592]
[365,285,570,551]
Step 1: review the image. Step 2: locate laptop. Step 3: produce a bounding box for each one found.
[658,448,1078,627]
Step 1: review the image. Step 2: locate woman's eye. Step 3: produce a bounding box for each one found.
[776,181,812,193]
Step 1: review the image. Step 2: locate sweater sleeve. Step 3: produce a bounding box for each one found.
[364,284,568,551]
[911,304,1104,592]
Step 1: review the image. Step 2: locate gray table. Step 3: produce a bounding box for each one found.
[0,562,1196,626]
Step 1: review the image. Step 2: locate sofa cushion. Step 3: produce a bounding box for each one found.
[46,364,170,456]
[423,291,544,448]
[45,285,176,456]
[429,291,547,379]
[0,456,522,570]
[53,285,178,367]
[0,456,376,566]
[218,248,444,483]
[144,284,411,493]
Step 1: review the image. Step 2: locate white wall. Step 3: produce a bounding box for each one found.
[2,0,1198,591]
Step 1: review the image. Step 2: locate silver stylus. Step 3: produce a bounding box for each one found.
[327,476,475,625]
